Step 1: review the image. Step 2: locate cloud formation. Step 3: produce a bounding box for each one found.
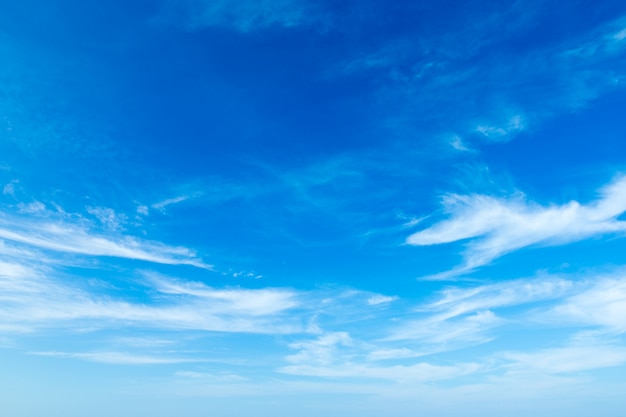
[0,260,303,334]
[0,208,211,268]
[407,175,626,277]
[502,345,626,374]
[541,275,626,333]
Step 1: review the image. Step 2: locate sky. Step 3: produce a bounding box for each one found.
[2,1,626,416]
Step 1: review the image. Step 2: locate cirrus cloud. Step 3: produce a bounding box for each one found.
[407,175,626,278]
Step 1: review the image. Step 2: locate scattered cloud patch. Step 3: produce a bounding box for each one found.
[367,294,398,306]
[87,206,128,231]
[450,135,471,151]
[285,332,353,366]
[17,201,46,214]
[2,180,17,197]
[476,115,525,140]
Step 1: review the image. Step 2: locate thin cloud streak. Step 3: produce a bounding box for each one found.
[540,275,626,333]
[385,274,594,350]
[502,345,626,374]
[407,175,626,277]
[280,331,482,381]
[0,250,303,334]
[279,361,482,382]
[0,274,305,334]
[0,210,212,269]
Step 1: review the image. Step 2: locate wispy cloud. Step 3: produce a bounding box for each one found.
[449,135,472,152]
[387,310,503,346]
[366,348,425,361]
[562,17,626,59]
[146,272,300,317]
[366,294,398,306]
[86,206,128,231]
[0,264,304,334]
[2,180,17,197]
[282,335,481,381]
[502,344,626,374]
[280,332,481,381]
[150,193,201,212]
[421,276,573,319]
[0,201,309,335]
[475,115,525,140]
[0,208,211,269]
[337,11,626,150]
[384,275,577,353]
[540,275,626,333]
[407,175,626,277]
[279,361,481,382]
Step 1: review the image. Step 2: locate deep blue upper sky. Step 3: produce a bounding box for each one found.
[2,1,626,416]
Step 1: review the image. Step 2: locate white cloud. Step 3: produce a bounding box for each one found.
[0,209,211,269]
[383,270,626,356]
[0,252,303,333]
[2,180,17,197]
[336,12,626,158]
[147,273,300,316]
[17,201,46,214]
[407,175,626,276]
[385,275,574,350]
[151,194,195,211]
[115,337,176,348]
[0,267,304,334]
[502,345,626,374]
[280,360,481,382]
[366,294,398,306]
[476,115,525,140]
[450,135,471,151]
[87,206,128,231]
[174,370,248,381]
[388,309,503,346]
[423,276,573,319]
[563,18,626,58]
[281,332,481,382]
[285,332,353,366]
[540,275,626,333]
[367,348,425,361]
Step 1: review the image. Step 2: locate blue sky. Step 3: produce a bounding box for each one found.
[2,1,626,415]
